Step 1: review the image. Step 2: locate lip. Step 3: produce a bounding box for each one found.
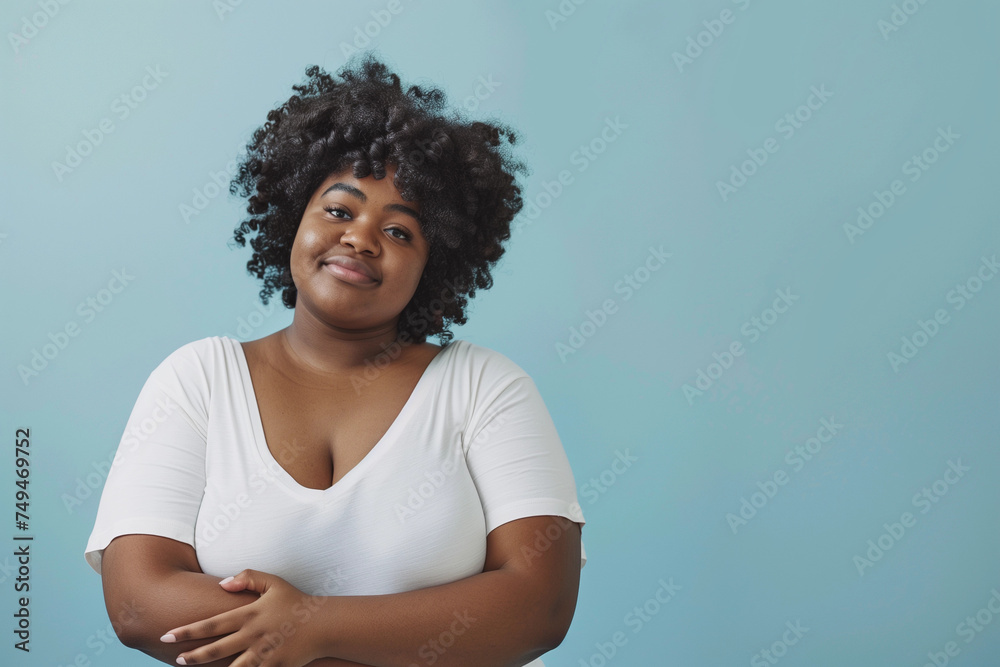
[321,255,379,285]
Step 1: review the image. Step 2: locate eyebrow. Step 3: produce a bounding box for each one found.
[321,183,420,221]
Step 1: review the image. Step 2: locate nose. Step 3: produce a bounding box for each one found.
[339,219,380,256]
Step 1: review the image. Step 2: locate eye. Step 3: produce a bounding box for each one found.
[322,206,350,219]
[387,227,412,241]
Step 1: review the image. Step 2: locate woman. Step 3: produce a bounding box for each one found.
[85,54,586,667]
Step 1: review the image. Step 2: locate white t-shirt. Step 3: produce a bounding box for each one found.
[86,334,586,601]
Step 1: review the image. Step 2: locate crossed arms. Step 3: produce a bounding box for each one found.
[100,514,581,667]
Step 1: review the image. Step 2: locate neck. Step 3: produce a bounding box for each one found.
[281,307,406,375]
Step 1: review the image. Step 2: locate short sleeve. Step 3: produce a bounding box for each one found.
[463,375,587,568]
[84,344,210,574]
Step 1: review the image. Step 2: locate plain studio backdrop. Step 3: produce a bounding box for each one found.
[2,1,999,665]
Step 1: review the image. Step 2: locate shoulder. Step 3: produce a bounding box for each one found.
[436,340,540,418]
[126,336,251,432]
[438,339,532,386]
[137,336,238,414]
[149,336,233,378]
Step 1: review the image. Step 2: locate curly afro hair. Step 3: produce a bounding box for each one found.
[229,52,529,346]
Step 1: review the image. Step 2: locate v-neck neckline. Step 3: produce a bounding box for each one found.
[226,335,456,499]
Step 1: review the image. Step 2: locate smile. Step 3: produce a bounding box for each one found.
[321,262,379,286]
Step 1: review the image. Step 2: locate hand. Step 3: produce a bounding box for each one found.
[160,569,332,667]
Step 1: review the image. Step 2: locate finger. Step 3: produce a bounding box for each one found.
[218,574,250,593]
[161,607,247,643]
[230,642,269,667]
[174,630,252,665]
[229,569,273,595]
[231,633,288,667]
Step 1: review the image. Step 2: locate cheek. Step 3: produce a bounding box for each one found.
[290,227,324,265]
[405,256,429,288]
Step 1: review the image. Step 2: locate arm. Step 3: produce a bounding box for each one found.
[167,514,582,667]
[101,534,376,667]
[319,514,582,667]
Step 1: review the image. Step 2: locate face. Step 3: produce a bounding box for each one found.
[289,164,428,334]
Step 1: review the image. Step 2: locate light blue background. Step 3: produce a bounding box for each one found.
[2,1,999,665]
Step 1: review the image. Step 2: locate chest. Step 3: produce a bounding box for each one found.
[242,341,438,491]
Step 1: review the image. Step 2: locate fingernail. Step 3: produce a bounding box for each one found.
[176,657,187,665]
[219,576,235,585]
[160,633,177,643]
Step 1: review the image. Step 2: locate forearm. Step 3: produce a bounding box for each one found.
[311,568,562,667]
[111,566,376,667]
[109,566,255,665]
[98,533,375,667]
